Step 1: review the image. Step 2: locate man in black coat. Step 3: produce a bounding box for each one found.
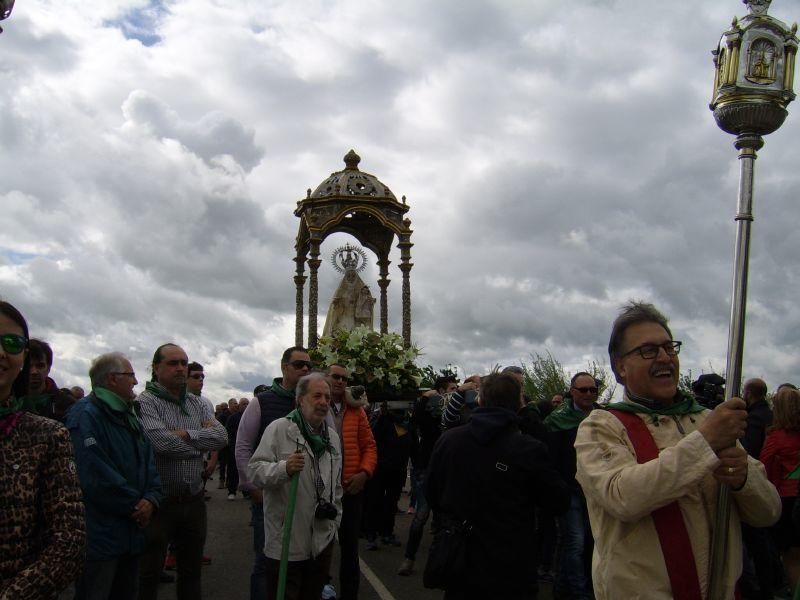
[425,372,569,600]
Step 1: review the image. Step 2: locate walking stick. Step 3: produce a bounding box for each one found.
[277,472,300,600]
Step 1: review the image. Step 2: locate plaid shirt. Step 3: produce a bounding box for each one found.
[136,388,228,498]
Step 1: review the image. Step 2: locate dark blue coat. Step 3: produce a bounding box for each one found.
[66,393,162,560]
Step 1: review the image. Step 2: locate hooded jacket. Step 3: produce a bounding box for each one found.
[426,407,569,597]
[66,393,162,561]
[337,389,377,486]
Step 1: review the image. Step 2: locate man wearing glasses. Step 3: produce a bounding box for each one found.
[544,372,598,600]
[575,301,780,600]
[235,346,312,600]
[325,364,377,600]
[67,352,162,600]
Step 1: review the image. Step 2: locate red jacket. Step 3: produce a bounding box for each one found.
[760,428,800,497]
[339,393,377,486]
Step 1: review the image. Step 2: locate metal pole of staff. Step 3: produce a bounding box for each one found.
[707,2,797,598]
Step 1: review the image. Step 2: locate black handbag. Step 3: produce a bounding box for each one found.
[422,517,472,589]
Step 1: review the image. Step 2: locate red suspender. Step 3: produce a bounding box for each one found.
[608,410,704,600]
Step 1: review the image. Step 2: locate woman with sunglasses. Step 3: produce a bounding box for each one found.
[0,300,85,599]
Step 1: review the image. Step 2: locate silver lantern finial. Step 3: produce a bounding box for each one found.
[707,3,797,600]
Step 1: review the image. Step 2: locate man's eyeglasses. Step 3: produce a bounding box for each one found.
[0,333,27,355]
[330,373,350,383]
[572,386,598,395]
[189,373,205,380]
[111,372,135,378]
[621,341,682,360]
[288,360,313,370]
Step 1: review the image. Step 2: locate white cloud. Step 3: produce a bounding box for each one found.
[2,0,799,401]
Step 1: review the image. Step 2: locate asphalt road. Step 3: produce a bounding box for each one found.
[160,479,554,600]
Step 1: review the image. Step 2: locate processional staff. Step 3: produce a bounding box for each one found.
[707,1,797,598]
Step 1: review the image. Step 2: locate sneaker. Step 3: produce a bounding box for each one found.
[382,535,402,547]
[321,582,337,599]
[202,555,212,565]
[164,553,176,570]
[227,493,236,500]
[397,558,414,576]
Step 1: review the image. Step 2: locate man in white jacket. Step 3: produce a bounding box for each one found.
[247,372,343,600]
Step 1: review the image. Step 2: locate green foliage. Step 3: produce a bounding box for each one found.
[521,352,568,404]
[520,352,617,404]
[311,326,422,397]
[419,364,460,389]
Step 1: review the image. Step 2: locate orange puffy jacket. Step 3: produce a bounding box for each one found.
[340,392,378,486]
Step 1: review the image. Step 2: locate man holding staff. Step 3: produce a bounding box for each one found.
[575,301,780,600]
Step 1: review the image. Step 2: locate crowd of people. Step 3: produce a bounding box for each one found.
[1,297,800,600]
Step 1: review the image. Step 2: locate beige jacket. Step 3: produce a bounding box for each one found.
[575,403,780,600]
[247,418,343,561]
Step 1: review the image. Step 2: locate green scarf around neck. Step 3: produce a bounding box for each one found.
[145,381,189,415]
[287,408,336,458]
[0,395,23,419]
[94,387,141,435]
[606,391,706,422]
[544,398,590,432]
[270,378,295,400]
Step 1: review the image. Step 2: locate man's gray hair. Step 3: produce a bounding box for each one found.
[89,352,130,388]
[295,372,330,401]
[608,301,672,383]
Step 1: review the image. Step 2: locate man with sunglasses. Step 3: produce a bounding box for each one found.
[575,301,780,600]
[544,372,598,599]
[235,346,312,600]
[325,364,377,600]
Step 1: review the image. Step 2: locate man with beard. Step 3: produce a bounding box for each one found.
[575,301,781,599]
[248,373,343,600]
[235,346,312,600]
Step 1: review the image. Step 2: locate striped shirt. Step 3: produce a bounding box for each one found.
[137,388,228,498]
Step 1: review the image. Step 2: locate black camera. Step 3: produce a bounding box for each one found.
[315,499,338,520]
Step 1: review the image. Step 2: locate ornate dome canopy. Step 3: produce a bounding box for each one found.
[309,149,397,201]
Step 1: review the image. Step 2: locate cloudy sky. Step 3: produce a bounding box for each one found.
[2,0,799,401]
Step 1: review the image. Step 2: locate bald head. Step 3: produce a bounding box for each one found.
[743,378,768,406]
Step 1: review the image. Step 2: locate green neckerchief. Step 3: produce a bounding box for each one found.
[270,378,295,400]
[544,398,590,432]
[286,408,336,458]
[94,387,141,435]
[145,381,189,415]
[0,395,23,419]
[605,391,706,424]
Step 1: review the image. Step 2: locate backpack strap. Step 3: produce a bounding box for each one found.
[608,409,703,600]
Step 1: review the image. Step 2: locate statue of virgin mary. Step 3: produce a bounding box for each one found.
[322,244,376,336]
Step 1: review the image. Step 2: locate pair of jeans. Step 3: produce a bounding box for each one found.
[264,540,334,600]
[338,491,364,600]
[138,495,207,600]
[555,491,592,599]
[404,468,431,561]
[76,555,140,600]
[250,501,268,600]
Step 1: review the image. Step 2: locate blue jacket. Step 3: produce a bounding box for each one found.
[66,393,162,560]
